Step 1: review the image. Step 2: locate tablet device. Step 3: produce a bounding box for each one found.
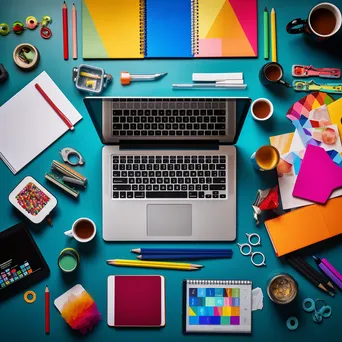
[0,222,50,300]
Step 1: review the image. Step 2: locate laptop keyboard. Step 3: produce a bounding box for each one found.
[112,98,227,137]
[112,155,227,200]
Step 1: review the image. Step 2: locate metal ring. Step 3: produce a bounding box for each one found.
[250,251,266,267]
[302,298,315,312]
[60,147,85,166]
[40,26,52,39]
[286,316,299,330]
[24,291,36,303]
[246,233,261,246]
[321,306,332,318]
[237,243,252,256]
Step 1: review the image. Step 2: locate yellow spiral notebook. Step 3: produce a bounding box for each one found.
[82,0,258,59]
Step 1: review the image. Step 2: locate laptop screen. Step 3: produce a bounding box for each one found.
[84,97,250,145]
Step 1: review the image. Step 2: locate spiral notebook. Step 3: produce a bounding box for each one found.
[82,0,258,58]
[183,280,252,333]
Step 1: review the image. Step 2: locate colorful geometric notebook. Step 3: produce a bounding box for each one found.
[107,275,165,327]
[82,0,258,59]
[183,280,252,334]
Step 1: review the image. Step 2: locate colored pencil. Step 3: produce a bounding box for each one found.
[313,255,342,290]
[72,3,77,59]
[45,286,50,334]
[271,8,277,62]
[35,83,74,130]
[131,248,232,254]
[264,7,269,59]
[62,1,68,60]
[292,255,335,292]
[107,259,202,271]
[137,253,232,261]
[286,256,334,297]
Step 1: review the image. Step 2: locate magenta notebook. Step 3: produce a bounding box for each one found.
[107,275,165,327]
[293,145,342,203]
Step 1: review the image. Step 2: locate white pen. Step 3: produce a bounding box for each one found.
[172,83,247,89]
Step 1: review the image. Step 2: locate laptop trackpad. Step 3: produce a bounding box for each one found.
[147,204,192,236]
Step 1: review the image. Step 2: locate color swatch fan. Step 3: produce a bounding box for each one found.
[286,92,334,123]
[293,145,342,203]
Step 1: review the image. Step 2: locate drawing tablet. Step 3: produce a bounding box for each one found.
[0,222,50,300]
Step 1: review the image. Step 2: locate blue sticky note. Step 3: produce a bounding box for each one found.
[199,316,211,325]
[207,307,214,316]
[215,297,224,307]
[198,288,206,297]
[197,307,207,316]
[189,316,199,325]
[232,297,240,307]
[145,0,192,57]
[189,297,197,306]
[215,288,224,297]
[209,316,221,325]
[189,288,197,297]
[206,288,215,297]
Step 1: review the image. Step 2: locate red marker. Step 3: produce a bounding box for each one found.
[62,2,69,60]
[45,286,50,334]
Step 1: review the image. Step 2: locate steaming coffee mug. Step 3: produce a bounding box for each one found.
[64,217,96,243]
[251,145,280,171]
[286,2,342,41]
[259,62,291,88]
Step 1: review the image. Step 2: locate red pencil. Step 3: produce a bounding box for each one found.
[35,83,74,130]
[45,286,50,334]
[63,1,68,60]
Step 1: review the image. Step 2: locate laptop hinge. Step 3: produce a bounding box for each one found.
[119,140,220,151]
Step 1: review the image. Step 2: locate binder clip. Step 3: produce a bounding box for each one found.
[73,64,112,94]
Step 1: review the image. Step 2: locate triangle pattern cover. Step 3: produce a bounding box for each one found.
[82,1,108,58]
[196,0,257,57]
[229,0,258,55]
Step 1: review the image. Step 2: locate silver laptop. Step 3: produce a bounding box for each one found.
[84,97,250,241]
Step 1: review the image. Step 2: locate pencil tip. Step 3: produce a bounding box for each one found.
[264,7,267,11]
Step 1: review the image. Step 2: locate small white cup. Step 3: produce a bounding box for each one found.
[251,98,274,121]
[64,217,96,243]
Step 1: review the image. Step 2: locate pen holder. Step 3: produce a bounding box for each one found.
[72,64,112,94]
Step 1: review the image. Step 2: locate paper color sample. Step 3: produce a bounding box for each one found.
[146,0,192,57]
[265,197,342,257]
[269,132,294,154]
[82,0,142,59]
[107,275,165,327]
[293,145,342,203]
[277,148,342,210]
[327,97,342,140]
[196,0,257,57]
[0,71,82,174]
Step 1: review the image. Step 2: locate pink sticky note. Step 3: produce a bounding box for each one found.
[293,145,342,203]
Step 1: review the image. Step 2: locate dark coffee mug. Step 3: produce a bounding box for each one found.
[259,62,291,88]
[286,2,341,41]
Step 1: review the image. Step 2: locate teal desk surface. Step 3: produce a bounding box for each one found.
[0,0,341,341]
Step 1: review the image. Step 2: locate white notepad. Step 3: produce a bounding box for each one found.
[0,71,82,174]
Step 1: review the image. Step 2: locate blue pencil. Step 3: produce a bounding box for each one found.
[131,248,232,255]
[137,253,232,260]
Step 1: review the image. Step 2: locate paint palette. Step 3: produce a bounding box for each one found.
[183,280,252,333]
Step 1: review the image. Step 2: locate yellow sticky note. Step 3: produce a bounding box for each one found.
[327,98,342,140]
[222,306,232,316]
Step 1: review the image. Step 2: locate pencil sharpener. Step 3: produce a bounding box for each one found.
[73,64,112,94]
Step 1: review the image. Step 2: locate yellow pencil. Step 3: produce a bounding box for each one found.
[271,8,277,62]
[106,259,202,271]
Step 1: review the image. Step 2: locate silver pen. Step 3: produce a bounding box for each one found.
[172,83,247,89]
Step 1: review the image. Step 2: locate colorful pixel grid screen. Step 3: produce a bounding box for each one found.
[188,287,240,325]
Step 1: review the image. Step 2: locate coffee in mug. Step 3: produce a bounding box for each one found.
[286,2,342,41]
[250,145,280,171]
[259,62,291,88]
[251,98,274,121]
[64,217,97,243]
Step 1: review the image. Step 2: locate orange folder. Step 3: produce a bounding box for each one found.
[265,197,342,257]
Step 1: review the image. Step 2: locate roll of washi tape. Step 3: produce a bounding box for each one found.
[24,291,37,303]
[302,298,315,312]
[58,248,80,273]
[13,43,39,70]
[40,27,52,39]
[286,316,299,330]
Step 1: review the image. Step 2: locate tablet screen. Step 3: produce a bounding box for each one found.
[0,222,49,299]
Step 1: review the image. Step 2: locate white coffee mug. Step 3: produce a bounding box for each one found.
[251,98,274,121]
[64,217,96,243]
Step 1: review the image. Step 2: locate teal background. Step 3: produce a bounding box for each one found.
[0,0,341,341]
